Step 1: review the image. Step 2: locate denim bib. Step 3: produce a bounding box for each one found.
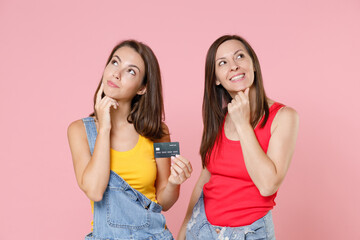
[82,117,173,240]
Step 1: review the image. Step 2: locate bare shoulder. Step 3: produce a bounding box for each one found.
[67,119,91,159]
[272,105,299,132]
[67,119,87,140]
[278,106,299,123]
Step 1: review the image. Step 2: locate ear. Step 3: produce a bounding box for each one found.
[137,85,147,95]
[215,79,221,86]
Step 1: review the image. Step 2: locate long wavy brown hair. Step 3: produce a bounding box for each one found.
[90,40,166,141]
[200,35,269,167]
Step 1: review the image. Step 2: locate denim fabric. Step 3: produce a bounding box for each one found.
[186,192,275,240]
[82,117,173,240]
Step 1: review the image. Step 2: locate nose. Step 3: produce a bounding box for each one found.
[230,61,239,71]
[112,69,120,79]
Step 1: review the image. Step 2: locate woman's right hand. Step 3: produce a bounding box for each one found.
[95,83,119,131]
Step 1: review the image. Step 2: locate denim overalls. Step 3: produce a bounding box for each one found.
[82,117,174,240]
[186,192,275,240]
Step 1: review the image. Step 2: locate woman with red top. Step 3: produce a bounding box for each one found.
[178,35,299,239]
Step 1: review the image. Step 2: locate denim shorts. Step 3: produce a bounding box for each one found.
[186,193,275,240]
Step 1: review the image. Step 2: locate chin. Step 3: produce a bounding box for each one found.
[103,89,111,97]
[103,87,116,96]
[232,86,248,92]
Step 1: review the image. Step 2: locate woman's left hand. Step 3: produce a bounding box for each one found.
[168,155,192,185]
[227,88,251,128]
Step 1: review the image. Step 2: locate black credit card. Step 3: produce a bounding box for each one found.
[154,142,180,158]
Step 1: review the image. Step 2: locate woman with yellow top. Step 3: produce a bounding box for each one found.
[67,40,192,240]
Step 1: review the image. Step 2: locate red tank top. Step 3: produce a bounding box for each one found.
[203,102,284,227]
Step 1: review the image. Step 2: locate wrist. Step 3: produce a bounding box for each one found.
[167,181,180,190]
[235,122,253,136]
[98,126,111,135]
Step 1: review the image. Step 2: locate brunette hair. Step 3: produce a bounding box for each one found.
[90,40,166,141]
[200,35,269,167]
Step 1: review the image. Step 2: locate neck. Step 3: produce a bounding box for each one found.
[229,86,257,115]
[110,101,132,128]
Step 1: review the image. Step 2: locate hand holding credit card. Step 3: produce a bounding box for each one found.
[154,142,180,158]
[154,142,193,186]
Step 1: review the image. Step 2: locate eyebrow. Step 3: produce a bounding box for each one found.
[113,55,141,72]
[215,49,245,62]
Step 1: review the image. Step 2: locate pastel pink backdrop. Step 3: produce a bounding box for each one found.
[1,0,359,239]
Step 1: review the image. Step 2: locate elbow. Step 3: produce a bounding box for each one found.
[156,188,179,212]
[258,184,279,197]
[258,175,283,197]
[259,189,276,197]
[157,197,178,212]
[83,186,105,202]
[160,200,177,212]
[87,192,104,202]
[80,178,106,202]
[157,200,176,212]
[162,205,170,212]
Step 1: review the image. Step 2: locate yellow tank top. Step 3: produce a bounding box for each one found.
[90,135,157,227]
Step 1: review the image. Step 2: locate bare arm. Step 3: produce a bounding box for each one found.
[155,124,193,211]
[177,167,211,240]
[237,106,299,196]
[68,120,111,201]
[228,89,299,196]
[68,83,119,201]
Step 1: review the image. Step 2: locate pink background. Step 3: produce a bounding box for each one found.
[1,0,359,239]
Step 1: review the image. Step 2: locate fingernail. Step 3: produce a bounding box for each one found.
[171,156,175,160]
[175,154,179,157]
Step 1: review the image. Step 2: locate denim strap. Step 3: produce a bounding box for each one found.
[82,117,97,155]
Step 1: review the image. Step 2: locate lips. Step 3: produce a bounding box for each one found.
[230,73,245,81]
[107,80,119,88]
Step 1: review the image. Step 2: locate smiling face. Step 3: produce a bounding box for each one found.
[102,46,146,101]
[215,39,255,98]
